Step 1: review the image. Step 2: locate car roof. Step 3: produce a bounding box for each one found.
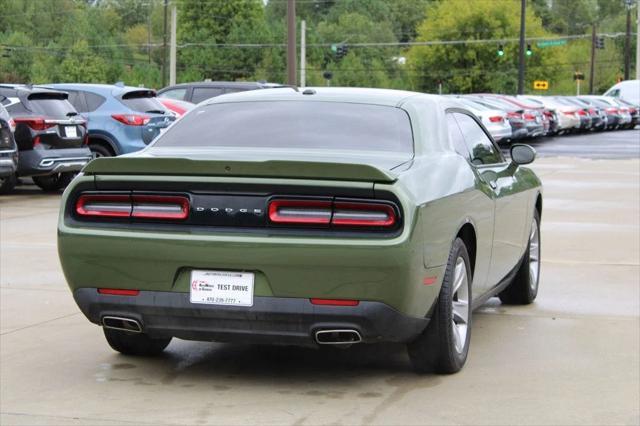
[158,81,282,92]
[202,87,426,107]
[44,83,155,98]
[0,84,69,100]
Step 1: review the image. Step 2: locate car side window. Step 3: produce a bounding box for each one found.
[159,88,187,101]
[84,92,107,112]
[453,113,504,165]
[446,113,470,158]
[191,87,224,103]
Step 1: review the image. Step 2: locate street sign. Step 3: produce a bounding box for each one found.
[533,80,549,90]
[573,72,585,81]
[536,39,567,48]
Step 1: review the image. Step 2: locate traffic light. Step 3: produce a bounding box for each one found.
[497,44,504,57]
[336,44,348,59]
[526,44,533,56]
[595,37,605,49]
[331,44,348,60]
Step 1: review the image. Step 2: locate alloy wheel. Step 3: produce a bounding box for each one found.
[451,256,470,354]
[529,219,540,291]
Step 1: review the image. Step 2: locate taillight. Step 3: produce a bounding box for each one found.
[13,117,56,131]
[131,195,189,220]
[75,193,189,220]
[111,114,150,126]
[268,199,398,229]
[562,110,576,116]
[310,298,359,306]
[98,288,140,296]
[332,201,396,227]
[523,113,536,120]
[606,107,618,114]
[268,199,332,225]
[76,194,132,218]
[488,116,503,123]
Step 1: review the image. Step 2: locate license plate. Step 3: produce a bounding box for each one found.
[190,270,254,306]
[65,126,77,138]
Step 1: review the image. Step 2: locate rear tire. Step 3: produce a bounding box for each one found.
[89,143,113,158]
[32,172,74,192]
[0,174,16,194]
[103,328,171,356]
[408,238,472,374]
[499,210,541,305]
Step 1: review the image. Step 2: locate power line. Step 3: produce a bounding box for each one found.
[3,32,634,52]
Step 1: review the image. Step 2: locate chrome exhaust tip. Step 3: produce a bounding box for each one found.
[315,329,362,345]
[102,316,142,333]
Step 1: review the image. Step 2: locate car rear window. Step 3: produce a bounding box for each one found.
[29,98,77,118]
[153,101,414,153]
[191,87,225,103]
[120,90,165,113]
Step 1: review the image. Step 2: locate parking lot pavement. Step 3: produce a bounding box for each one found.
[518,128,640,159]
[1,135,639,425]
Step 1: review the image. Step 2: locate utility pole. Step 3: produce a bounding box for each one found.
[147,2,152,64]
[162,0,168,87]
[624,0,632,80]
[589,24,596,94]
[286,0,297,86]
[636,0,639,80]
[169,3,177,86]
[300,20,306,88]
[517,0,526,95]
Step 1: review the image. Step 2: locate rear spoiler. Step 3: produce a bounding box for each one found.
[82,157,398,183]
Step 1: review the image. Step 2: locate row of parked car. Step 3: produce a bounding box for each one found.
[0,80,638,194]
[448,92,639,144]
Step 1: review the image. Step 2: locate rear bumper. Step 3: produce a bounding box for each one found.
[524,122,544,137]
[0,150,18,177]
[73,288,429,346]
[487,125,512,142]
[18,148,93,177]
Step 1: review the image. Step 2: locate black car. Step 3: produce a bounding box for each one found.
[0,102,18,194]
[0,85,92,191]
[157,81,283,104]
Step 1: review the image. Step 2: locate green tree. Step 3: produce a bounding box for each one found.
[58,40,108,82]
[0,32,33,82]
[408,0,565,94]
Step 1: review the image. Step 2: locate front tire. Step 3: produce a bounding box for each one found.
[103,328,172,356]
[0,174,16,194]
[408,238,472,374]
[32,172,74,192]
[499,210,541,305]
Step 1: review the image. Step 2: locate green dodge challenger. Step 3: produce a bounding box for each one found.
[57,88,542,373]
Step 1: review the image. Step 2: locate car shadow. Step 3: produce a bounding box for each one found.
[100,340,441,391]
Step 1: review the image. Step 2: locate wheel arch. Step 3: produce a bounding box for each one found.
[535,192,543,218]
[88,134,118,156]
[456,221,477,278]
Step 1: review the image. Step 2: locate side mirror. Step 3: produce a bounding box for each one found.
[510,144,536,165]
